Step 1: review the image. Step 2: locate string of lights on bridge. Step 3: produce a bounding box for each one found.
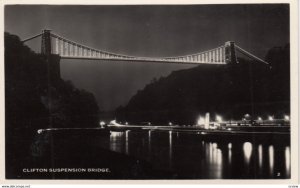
[23,29,269,65]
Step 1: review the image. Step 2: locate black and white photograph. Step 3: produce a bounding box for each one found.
[2,2,298,182]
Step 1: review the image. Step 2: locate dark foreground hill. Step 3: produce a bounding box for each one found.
[5,32,100,178]
[5,32,100,130]
[116,45,290,125]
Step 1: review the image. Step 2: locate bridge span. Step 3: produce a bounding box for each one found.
[23,29,268,65]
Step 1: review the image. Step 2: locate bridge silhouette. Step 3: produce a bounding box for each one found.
[21,29,271,123]
[23,29,268,65]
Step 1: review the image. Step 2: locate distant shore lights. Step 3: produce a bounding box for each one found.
[284,115,290,121]
[197,116,205,126]
[197,113,210,129]
[268,116,274,121]
[216,115,223,123]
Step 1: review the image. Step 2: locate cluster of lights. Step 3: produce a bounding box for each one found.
[198,114,290,124]
[102,114,291,128]
[197,116,205,125]
[196,114,222,126]
[101,120,154,126]
[216,115,223,123]
[256,115,290,121]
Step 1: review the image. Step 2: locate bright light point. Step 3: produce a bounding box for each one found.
[227,128,232,131]
[99,121,106,126]
[148,122,151,125]
[197,116,205,125]
[216,115,222,122]
[242,118,246,121]
[268,116,274,121]
[37,129,43,134]
[284,115,290,121]
[109,120,122,127]
[169,122,172,126]
[125,122,128,125]
[228,143,232,149]
[244,114,250,118]
[257,117,262,121]
[213,143,217,148]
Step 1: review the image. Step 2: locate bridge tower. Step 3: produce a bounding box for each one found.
[41,29,52,56]
[41,29,61,84]
[225,41,238,64]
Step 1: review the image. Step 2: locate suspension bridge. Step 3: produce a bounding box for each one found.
[22,29,268,65]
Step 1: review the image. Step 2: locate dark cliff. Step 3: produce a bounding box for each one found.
[5,32,101,177]
[5,32,100,130]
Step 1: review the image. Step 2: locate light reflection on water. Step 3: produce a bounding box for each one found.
[107,131,290,179]
[148,130,152,154]
[243,142,253,165]
[228,143,232,165]
[258,144,263,169]
[109,131,124,153]
[125,130,130,155]
[285,146,290,177]
[169,131,172,167]
[205,142,223,178]
[269,145,274,175]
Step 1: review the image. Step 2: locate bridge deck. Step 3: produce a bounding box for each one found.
[60,56,227,64]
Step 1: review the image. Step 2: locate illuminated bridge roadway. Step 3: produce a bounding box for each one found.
[23,29,268,65]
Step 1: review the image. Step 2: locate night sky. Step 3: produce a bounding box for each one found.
[5,4,289,111]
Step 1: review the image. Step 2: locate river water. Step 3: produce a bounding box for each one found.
[98,129,290,179]
[26,128,290,179]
